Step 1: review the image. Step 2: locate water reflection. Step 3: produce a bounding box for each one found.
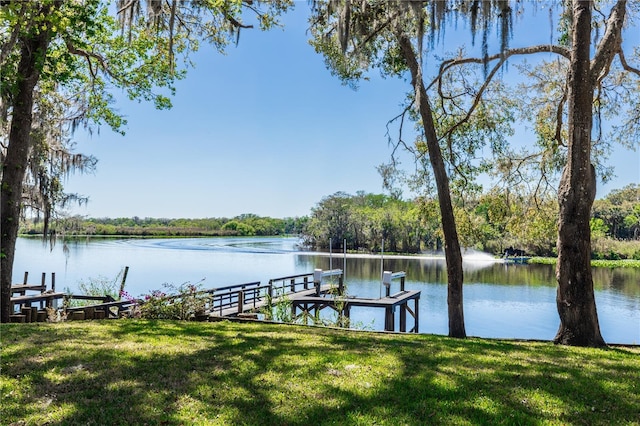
[296,250,639,344]
[298,255,556,287]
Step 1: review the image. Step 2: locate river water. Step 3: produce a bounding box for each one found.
[13,236,640,344]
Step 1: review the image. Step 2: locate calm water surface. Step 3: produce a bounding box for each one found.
[14,236,640,344]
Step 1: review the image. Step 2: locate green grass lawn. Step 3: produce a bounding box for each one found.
[2,320,639,425]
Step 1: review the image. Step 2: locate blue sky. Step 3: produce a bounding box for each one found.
[65,3,639,219]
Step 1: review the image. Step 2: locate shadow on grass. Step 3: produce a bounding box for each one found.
[2,321,639,425]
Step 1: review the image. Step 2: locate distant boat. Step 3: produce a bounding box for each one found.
[504,256,530,264]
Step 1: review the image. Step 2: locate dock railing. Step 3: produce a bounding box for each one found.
[202,281,265,316]
[197,274,316,317]
[136,272,342,318]
[268,273,315,297]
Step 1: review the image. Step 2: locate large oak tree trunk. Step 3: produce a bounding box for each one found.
[1,12,55,323]
[398,34,466,338]
[553,0,605,347]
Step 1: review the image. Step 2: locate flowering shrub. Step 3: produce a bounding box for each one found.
[138,281,207,320]
[119,290,141,318]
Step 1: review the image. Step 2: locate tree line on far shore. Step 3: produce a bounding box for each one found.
[303,185,640,259]
[20,183,640,260]
[20,213,308,238]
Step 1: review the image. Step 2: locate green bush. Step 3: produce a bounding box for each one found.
[65,269,124,307]
[591,237,640,260]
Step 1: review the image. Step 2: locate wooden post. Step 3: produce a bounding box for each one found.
[384,306,395,332]
[118,266,129,299]
[414,297,419,333]
[51,272,56,292]
[84,306,95,320]
[70,311,85,321]
[10,315,26,323]
[400,303,407,332]
[237,290,244,314]
[39,273,47,309]
[290,278,295,293]
[19,271,28,296]
[303,276,309,290]
[21,307,32,323]
[338,275,344,296]
[400,276,405,291]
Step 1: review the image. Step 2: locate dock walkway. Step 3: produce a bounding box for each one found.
[207,269,420,333]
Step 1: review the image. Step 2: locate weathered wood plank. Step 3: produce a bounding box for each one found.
[66,300,137,319]
[10,315,26,323]
[11,292,65,308]
[11,284,47,293]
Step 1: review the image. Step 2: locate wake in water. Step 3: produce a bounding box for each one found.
[125,237,301,254]
[420,248,499,262]
[462,248,500,262]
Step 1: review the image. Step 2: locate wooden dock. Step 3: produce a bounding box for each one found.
[286,270,419,333]
[203,276,323,318]
[9,268,421,333]
[9,271,137,322]
[289,290,420,333]
[206,269,420,333]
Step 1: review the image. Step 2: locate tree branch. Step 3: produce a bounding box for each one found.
[437,54,505,142]
[168,0,177,72]
[618,49,640,77]
[0,2,26,66]
[225,13,253,30]
[117,0,137,15]
[385,104,418,164]
[590,0,626,85]
[428,44,571,145]
[65,41,109,74]
[431,44,571,92]
[65,40,129,86]
[555,83,568,147]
